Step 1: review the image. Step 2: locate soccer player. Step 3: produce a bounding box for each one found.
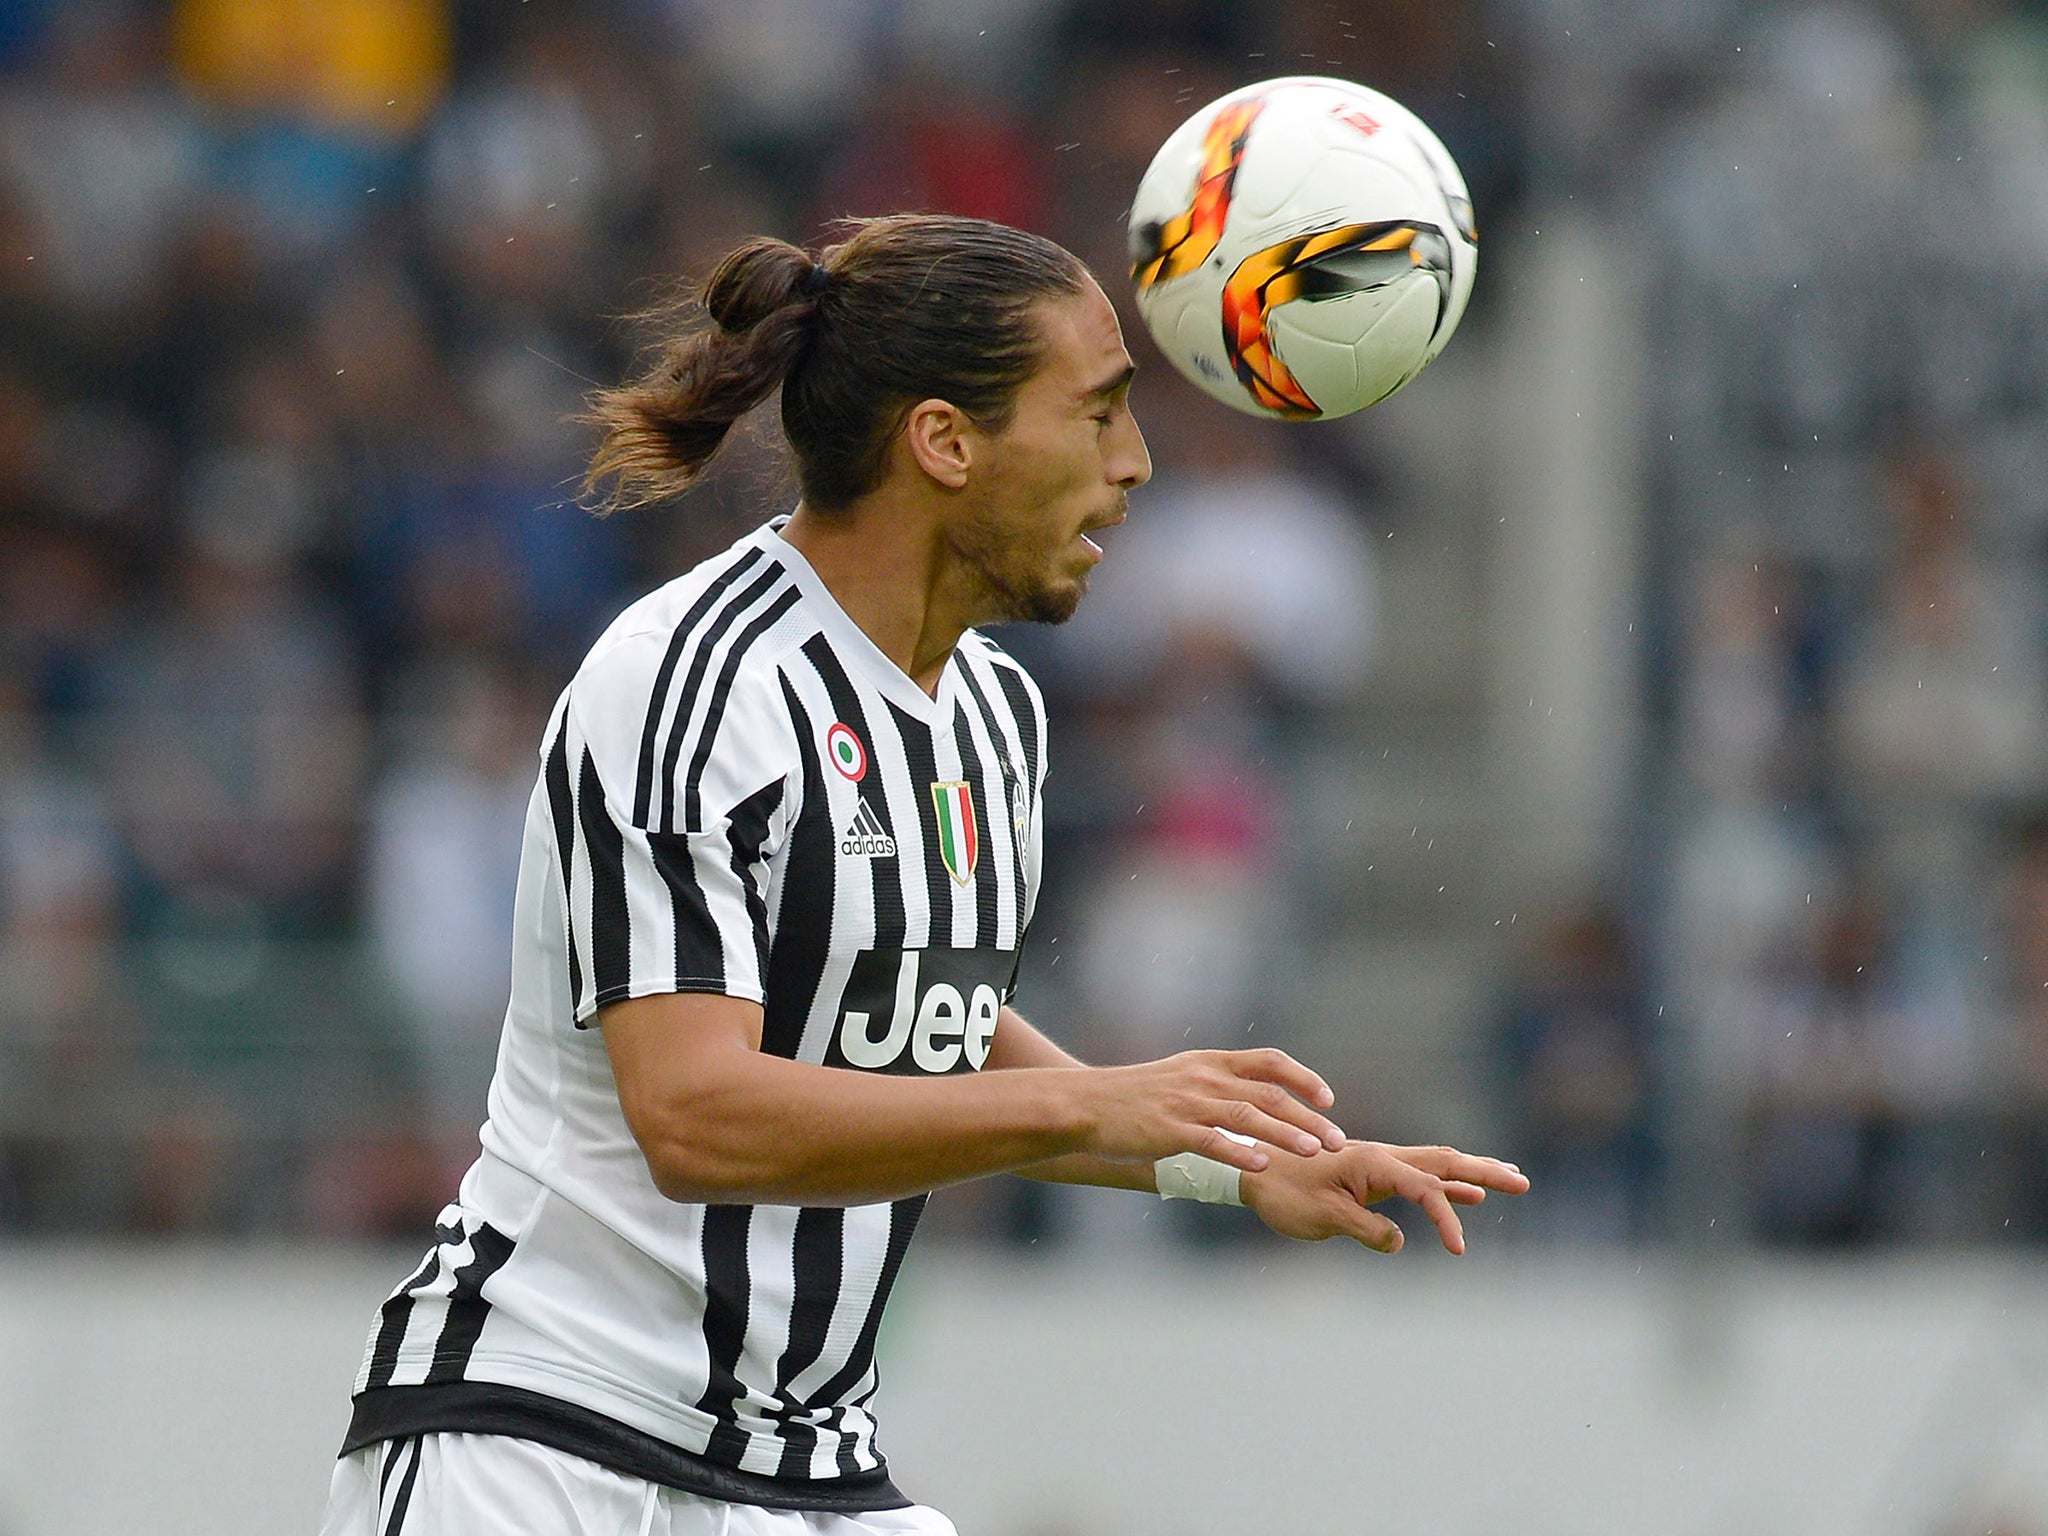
[321,215,1528,1536]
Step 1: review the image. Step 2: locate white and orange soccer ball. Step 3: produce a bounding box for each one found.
[1127,76,1478,421]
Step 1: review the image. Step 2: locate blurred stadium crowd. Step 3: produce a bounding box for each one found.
[2,0,2048,1255]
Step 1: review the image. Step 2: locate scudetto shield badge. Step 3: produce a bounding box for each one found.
[930,780,978,886]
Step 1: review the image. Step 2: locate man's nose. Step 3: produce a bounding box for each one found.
[1112,413,1152,489]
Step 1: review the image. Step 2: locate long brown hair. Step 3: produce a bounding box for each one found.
[583,214,1089,513]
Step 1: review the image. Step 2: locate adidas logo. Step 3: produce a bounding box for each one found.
[840,798,897,859]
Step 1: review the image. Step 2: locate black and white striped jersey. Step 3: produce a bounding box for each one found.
[342,520,1047,1512]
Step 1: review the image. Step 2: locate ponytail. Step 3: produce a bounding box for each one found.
[584,215,1088,515]
[583,237,825,512]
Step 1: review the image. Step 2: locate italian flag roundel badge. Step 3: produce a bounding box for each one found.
[826,723,866,781]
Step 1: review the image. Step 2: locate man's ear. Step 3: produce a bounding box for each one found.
[902,398,974,490]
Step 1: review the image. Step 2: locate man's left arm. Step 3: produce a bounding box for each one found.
[987,1006,1531,1251]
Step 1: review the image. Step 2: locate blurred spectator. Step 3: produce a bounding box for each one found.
[1672,551,1815,804]
[297,1116,453,1237]
[1498,904,1653,1244]
[812,66,1049,231]
[0,660,138,1230]
[1048,379,1377,707]
[172,0,451,137]
[1720,869,1981,1245]
[1066,634,1286,1067]
[365,649,538,1131]
[313,263,462,453]
[172,0,452,267]
[1049,0,1255,70]
[889,0,1065,108]
[659,0,888,169]
[0,366,41,505]
[1662,548,1833,1063]
[0,3,204,322]
[1648,1,1927,534]
[0,517,123,721]
[1995,817,2048,1240]
[1831,445,2047,829]
[100,512,365,934]
[419,8,660,322]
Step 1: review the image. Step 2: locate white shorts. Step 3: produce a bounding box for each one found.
[319,1433,959,1536]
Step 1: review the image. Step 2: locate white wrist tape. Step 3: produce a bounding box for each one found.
[1155,1131,1257,1206]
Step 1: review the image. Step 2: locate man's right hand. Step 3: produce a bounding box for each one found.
[1074,1048,1347,1172]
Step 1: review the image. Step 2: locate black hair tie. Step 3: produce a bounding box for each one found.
[799,262,831,297]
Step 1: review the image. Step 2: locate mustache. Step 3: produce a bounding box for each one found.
[1082,496,1129,534]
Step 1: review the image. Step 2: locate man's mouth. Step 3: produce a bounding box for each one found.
[1079,503,1128,557]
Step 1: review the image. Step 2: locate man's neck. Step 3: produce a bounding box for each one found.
[780,499,977,698]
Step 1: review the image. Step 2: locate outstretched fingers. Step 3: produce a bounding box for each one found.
[1389,1144,1530,1195]
[1347,1153,1469,1255]
[1413,1179,1467,1255]
[1216,1051,1345,1152]
[1226,1048,1336,1110]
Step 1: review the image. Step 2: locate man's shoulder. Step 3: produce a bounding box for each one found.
[560,528,818,790]
[958,629,1044,710]
[574,528,814,702]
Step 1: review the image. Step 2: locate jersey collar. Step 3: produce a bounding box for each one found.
[761,519,956,723]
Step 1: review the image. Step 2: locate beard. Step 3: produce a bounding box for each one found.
[949,512,1089,626]
[984,564,1086,625]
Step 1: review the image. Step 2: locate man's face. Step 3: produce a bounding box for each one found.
[947,281,1152,625]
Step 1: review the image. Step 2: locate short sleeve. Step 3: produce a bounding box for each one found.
[543,645,799,1025]
[980,650,1048,935]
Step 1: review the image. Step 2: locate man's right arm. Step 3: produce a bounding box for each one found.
[599,991,1347,1207]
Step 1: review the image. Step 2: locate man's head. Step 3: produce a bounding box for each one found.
[898,277,1150,625]
[585,214,1150,623]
